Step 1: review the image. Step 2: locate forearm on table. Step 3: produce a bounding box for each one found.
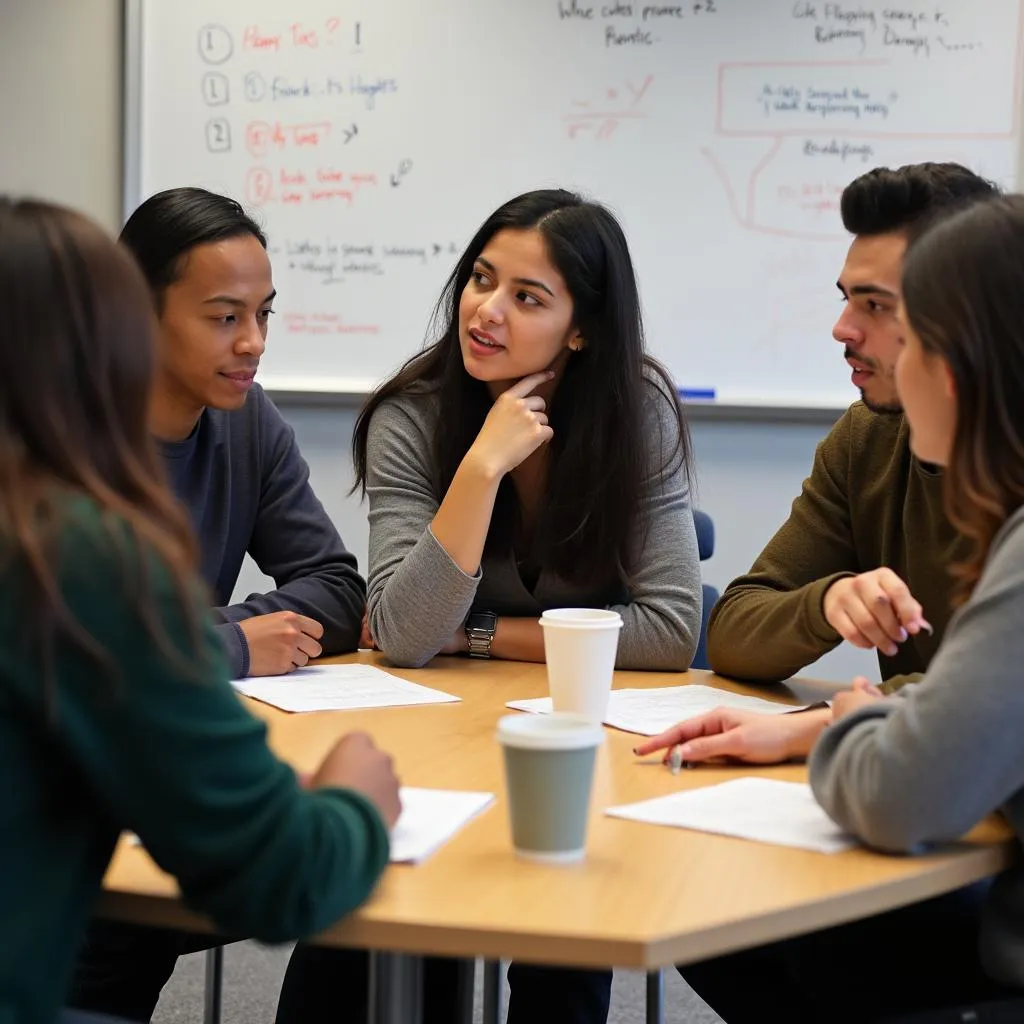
[707,574,848,681]
[788,706,833,759]
[611,598,700,672]
[489,617,546,662]
[217,571,365,654]
[368,537,478,668]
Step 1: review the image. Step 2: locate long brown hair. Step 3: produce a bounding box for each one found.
[902,194,1024,602]
[0,198,200,695]
[352,189,692,591]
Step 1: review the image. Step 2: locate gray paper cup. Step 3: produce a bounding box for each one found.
[496,712,605,864]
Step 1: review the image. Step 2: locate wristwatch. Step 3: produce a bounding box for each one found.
[465,611,498,659]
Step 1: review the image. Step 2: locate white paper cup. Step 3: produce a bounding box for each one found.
[539,608,623,723]
[496,712,605,863]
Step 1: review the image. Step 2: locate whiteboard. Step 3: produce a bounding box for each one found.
[127,0,1024,408]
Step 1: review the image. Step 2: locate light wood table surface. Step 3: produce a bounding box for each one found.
[101,654,1015,973]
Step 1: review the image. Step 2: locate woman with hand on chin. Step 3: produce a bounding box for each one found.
[356,187,701,672]
[647,195,1024,1022]
[277,189,703,1024]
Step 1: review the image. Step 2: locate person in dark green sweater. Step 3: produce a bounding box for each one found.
[677,163,999,768]
[0,198,400,1024]
[71,186,374,1023]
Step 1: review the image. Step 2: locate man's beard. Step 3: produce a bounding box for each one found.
[845,347,902,415]
[860,392,903,415]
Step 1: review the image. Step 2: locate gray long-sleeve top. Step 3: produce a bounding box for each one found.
[160,384,365,677]
[810,505,1024,987]
[364,382,702,670]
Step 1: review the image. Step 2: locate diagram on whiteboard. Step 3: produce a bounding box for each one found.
[702,7,1023,239]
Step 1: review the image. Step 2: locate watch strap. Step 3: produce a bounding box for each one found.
[465,612,497,658]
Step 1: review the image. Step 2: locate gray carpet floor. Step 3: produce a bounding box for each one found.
[151,943,723,1023]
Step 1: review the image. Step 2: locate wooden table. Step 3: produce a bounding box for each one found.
[100,655,1015,1021]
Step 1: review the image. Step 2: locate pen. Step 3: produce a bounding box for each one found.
[669,745,683,775]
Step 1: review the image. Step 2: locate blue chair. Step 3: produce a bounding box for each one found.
[692,509,719,671]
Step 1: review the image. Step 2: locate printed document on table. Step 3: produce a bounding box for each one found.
[390,788,496,863]
[233,663,460,713]
[606,778,855,854]
[506,684,806,736]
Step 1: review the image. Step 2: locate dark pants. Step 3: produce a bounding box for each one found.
[68,919,224,1022]
[275,945,612,1024]
[681,883,1018,1024]
[60,1013,134,1024]
[506,962,612,1024]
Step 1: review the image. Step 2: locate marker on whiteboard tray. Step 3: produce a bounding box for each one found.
[679,388,716,401]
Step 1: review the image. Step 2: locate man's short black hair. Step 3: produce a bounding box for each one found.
[841,162,1000,237]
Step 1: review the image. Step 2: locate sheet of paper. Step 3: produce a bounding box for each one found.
[128,787,495,863]
[232,663,460,713]
[506,684,807,736]
[390,788,496,864]
[606,778,855,854]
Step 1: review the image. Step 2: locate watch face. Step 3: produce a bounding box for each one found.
[467,612,497,632]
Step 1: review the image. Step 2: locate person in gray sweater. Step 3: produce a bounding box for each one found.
[276,189,703,1024]
[646,196,1024,1021]
[808,196,1024,1009]
[360,378,699,670]
[358,204,701,672]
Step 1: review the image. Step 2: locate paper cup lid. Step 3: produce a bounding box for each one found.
[496,712,605,750]
[539,608,623,628]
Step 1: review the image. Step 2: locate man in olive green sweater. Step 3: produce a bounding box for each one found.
[708,163,998,694]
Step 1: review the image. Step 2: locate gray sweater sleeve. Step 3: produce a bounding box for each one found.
[610,387,701,671]
[365,398,481,667]
[809,508,1024,853]
[216,400,366,666]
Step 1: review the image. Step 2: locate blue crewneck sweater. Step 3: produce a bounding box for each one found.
[159,384,365,676]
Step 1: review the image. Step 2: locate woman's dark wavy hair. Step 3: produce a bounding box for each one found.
[902,194,1024,604]
[352,188,692,589]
